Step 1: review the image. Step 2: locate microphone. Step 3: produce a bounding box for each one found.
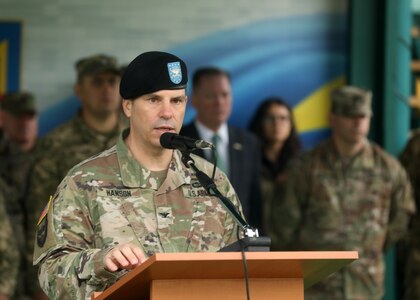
[160,132,214,151]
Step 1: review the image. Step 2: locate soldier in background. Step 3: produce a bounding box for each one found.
[27,53,126,238]
[400,128,420,299]
[0,92,38,189]
[33,51,243,299]
[0,92,38,152]
[26,54,126,299]
[0,93,38,192]
[0,92,45,299]
[271,86,415,299]
[0,179,19,300]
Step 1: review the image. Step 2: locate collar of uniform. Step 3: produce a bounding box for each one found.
[74,111,124,144]
[117,129,191,189]
[325,138,375,170]
[156,149,192,195]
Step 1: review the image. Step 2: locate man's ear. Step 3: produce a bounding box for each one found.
[122,99,132,118]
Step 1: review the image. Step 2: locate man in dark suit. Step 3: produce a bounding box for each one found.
[181,67,262,230]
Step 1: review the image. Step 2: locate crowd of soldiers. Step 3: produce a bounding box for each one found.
[1,52,420,300]
[0,54,126,300]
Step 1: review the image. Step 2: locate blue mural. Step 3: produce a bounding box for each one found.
[40,13,347,149]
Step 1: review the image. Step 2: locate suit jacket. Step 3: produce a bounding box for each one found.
[181,122,262,230]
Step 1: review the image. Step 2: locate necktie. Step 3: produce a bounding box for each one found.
[211,134,227,174]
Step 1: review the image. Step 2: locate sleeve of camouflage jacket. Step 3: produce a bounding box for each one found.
[269,156,307,250]
[26,146,65,297]
[384,159,416,249]
[400,135,420,209]
[27,145,64,230]
[27,142,63,260]
[0,192,19,297]
[34,176,124,300]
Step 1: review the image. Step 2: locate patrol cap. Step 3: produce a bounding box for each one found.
[331,86,372,117]
[75,54,120,81]
[0,92,37,115]
[120,51,188,100]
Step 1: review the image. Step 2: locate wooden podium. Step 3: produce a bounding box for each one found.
[92,251,357,300]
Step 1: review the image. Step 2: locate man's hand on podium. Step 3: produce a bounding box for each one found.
[104,243,147,272]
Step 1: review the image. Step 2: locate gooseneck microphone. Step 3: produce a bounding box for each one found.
[160,132,214,151]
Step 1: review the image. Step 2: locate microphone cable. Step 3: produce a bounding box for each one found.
[237,227,251,300]
[210,145,250,299]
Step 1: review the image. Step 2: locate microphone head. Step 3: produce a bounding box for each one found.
[160,132,177,149]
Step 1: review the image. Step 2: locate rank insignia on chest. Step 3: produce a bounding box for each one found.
[157,207,173,226]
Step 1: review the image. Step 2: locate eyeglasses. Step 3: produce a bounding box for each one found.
[263,115,290,123]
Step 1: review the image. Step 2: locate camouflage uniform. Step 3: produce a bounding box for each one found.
[0,135,36,300]
[271,139,414,299]
[27,113,126,226]
[400,129,420,299]
[27,53,125,223]
[0,93,39,299]
[33,130,242,300]
[25,114,126,299]
[0,179,19,298]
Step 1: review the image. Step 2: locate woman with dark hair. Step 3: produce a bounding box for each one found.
[249,97,301,236]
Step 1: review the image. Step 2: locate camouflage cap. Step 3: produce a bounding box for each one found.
[0,92,37,115]
[120,51,188,100]
[75,54,120,81]
[331,86,372,117]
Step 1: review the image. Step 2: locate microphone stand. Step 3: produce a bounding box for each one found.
[180,151,271,252]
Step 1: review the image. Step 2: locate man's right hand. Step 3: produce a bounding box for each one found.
[104,243,147,272]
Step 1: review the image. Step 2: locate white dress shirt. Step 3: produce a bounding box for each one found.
[194,120,230,174]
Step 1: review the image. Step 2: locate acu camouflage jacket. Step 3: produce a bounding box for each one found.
[34,131,243,300]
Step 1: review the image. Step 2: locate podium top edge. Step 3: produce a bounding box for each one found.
[92,251,358,299]
[151,251,358,262]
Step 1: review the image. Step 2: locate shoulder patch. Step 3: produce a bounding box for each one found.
[36,215,48,247]
[37,195,53,226]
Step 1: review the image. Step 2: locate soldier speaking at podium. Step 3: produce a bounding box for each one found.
[33,51,244,300]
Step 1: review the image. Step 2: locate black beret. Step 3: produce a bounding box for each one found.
[120,51,188,100]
